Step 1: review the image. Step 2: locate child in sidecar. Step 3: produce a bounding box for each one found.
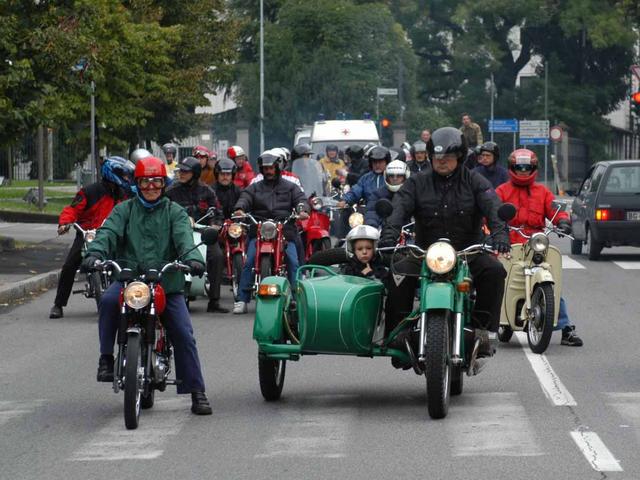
[341,225,388,281]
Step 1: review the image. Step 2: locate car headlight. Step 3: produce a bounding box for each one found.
[84,230,96,242]
[123,281,151,310]
[529,233,549,253]
[426,241,457,274]
[348,212,364,228]
[228,223,243,239]
[261,221,277,240]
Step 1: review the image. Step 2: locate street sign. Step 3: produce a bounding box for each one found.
[488,119,518,133]
[520,137,550,145]
[376,88,398,96]
[550,126,563,142]
[519,120,549,145]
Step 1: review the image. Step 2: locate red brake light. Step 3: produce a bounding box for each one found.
[154,285,167,314]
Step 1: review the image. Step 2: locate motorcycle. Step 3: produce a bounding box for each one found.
[298,195,335,260]
[497,205,568,354]
[92,228,218,430]
[252,200,516,419]
[219,218,247,301]
[72,223,111,310]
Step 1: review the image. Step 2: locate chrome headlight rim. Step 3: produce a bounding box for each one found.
[426,241,457,274]
[261,221,277,240]
[529,232,549,253]
[311,197,323,211]
[84,230,96,242]
[228,223,243,239]
[124,281,151,310]
[348,212,364,228]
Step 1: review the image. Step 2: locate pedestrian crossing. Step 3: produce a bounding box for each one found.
[562,255,640,270]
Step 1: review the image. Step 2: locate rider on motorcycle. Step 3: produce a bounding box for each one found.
[344,144,368,182]
[83,156,212,415]
[228,145,255,189]
[130,148,152,164]
[319,144,347,182]
[232,151,309,314]
[250,147,303,190]
[213,158,242,220]
[495,148,583,346]
[166,156,229,313]
[364,160,410,228]
[380,127,511,358]
[193,145,215,186]
[408,140,431,174]
[49,156,134,319]
[161,142,179,178]
[337,146,391,207]
[473,141,509,188]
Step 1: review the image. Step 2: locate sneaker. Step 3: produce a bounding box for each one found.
[233,301,248,314]
[191,391,212,415]
[207,301,230,314]
[561,326,583,347]
[49,305,63,319]
[96,354,114,382]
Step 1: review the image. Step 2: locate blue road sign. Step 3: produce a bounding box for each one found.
[520,138,550,145]
[488,119,518,133]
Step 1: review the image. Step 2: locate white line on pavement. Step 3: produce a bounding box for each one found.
[613,261,640,270]
[0,400,45,427]
[516,332,577,406]
[69,398,190,461]
[562,255,586,269]
[570,431,623,472]
[449,392,544,457]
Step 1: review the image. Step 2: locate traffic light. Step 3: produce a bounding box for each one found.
[381,118,391,129]
[631,92,640,116]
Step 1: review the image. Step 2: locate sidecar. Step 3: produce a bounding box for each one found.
[253,265,412,400]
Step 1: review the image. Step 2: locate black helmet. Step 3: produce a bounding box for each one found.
[214,158,237,177]
[326,144,338,153]
[431,127,467,163]
[161,143,177,155]
[478,141,500,161]
[345,144,364,160]
[292,143,312,161]
[389,147,406,163]
[367,146,391,166]
[257,151,282,176]
[177,156,202,181]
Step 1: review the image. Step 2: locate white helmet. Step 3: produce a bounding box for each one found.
[269,147,291,168]
[345,225,380,257]
[384,160,410,192]
[130,148,152,164]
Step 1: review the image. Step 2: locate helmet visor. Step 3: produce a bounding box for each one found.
[513,163,534,173]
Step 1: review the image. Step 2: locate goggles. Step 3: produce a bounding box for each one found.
[138,177,165,189]
[512,164,534,173]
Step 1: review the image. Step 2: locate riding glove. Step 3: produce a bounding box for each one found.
[80,255,100,273]
[493,239,511,254]
[557,220,572,235]
[188,260,206,277]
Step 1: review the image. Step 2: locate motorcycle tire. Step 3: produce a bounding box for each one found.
[312,237,332,254]
[307,247,348,266]
[141,388,154,410]
[425,310,452,419]
[232,253,243,300]
[124,333,143,430]
[498,325,514,343]
[260,255,273,279]
[258,355,286,401]
[451,365,463,396]
[527,284,555,354]
[91,271,104,310]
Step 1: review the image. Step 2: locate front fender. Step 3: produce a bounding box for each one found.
[420,281,455,311]
[253,276,290,343]
[531,266,554,286]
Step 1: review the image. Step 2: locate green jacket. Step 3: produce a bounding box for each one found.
[86,197,204,294]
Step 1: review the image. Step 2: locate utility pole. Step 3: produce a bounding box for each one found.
[259,0,265,153]
[490,73,495,142]
[90,80,96,182]
[544,62,549,187]
[398,58,404,122]
[37,125,44,211]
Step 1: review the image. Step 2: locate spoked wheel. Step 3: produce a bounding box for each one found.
[258,355,286,401]
[425,310,452,419]
[527,284,555,354]
[498,325,514,343]
[232,253,244,300]
[124,333,144,429]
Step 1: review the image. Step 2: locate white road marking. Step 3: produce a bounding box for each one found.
[516,332,576,406]
[613,261,640,270]
[255,395,353,459]
[69,398,190,461]
[562,255,586,269]
[570,431,623,472]
[0,400,44,427]
[449,392,543,457]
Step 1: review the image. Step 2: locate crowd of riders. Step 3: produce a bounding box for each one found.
[49,120,582,416]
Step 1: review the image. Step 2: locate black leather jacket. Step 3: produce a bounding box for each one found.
[165,181,221,225]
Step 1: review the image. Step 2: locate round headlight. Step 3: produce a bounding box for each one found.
[261,221,277,240]
[85,230,96,242]
[124,281,151,310]
[311,198,323,211]
[529,233,549,253]
[348,212,364,228]
[228,223,243,239]
[426,241,457,274]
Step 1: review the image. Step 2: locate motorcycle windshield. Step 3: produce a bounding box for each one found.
[291,158,327,198]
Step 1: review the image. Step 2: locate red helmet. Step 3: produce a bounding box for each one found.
[508,148,538,186]
[209,150,218,160]
[134,156,167,179]
[227,145,245,160]
[192,145,210,158]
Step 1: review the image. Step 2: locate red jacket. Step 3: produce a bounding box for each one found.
[233,162,255,189]
[58,182,127,230]
[495,181,569,244]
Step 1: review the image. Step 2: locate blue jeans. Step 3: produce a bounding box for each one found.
[238,238,299,303]
[554,297,570,331]
[99,282,206,394]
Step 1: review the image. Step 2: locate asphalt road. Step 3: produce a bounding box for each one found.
[1,237,639,479]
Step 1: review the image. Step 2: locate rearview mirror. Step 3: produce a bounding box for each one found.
[375,198,394,219]
[201,227,219,245]
[498,203,517,222]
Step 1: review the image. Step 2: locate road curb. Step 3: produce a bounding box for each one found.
[0,270,60,305]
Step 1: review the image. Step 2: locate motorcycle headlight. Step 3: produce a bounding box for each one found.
[529,233,549,253]
[228,223,243,239]
[123,281,151,310]
[348,212,364,228]
[84,230,96,242]
[426,241,457,274]
[261,221,277,240]
[311,198,323,211]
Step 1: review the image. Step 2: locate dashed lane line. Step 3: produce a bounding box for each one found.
[613,261,640,270]
[570,430,623,472]
[562,255,586,269]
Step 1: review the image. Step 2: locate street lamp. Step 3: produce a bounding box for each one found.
[259,0,265,153]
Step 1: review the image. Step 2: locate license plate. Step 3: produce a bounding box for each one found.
[627,211,640,221]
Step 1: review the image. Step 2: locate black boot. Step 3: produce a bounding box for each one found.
[207,300,229,314]
[49,305,63,319]
[561,326,583,346]
[191,391,212,415]
[97,354,114,382]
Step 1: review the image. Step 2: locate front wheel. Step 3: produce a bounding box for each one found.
[259,255,273,279]
[312,237,332,254]
[424,310,452,419]
[258,356,286,401]
[232,253,244,300]
[90,272,104,310]
[527,284,555,354]
[124,333,144,429]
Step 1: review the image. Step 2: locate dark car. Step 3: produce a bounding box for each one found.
[570,160,640,260]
